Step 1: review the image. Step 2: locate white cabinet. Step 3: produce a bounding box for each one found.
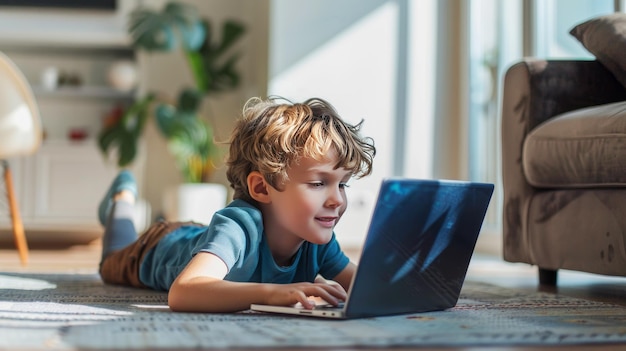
[3,141,125,232]
[0,140,146,236]
[31,141,113,223]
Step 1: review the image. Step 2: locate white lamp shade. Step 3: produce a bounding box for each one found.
[0,52,42,159]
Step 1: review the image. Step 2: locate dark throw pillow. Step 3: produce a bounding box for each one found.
[570,13,626,89]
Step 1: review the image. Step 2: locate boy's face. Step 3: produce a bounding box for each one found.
[264,149,352,246]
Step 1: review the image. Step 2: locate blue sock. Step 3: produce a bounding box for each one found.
[98,170,137,226]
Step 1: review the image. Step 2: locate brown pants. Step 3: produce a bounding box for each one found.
[99,220,202,288]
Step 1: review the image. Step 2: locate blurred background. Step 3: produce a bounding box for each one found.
[0,0,621,255]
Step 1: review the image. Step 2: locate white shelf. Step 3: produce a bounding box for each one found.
[0,4,134,51]
[0,32,132,51]
[32,85,136,100]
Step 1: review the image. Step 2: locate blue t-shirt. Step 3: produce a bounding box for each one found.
[139,199,350,291]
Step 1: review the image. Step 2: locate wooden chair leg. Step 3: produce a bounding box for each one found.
[2,161,28,265]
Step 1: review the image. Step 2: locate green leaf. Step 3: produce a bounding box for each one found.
[186,51,208,92]
[217,21,246,54]
[159,112,215,182]
[97,95,154,167]
[98,127,118,152]
[128,2,205,52]
[212,53,242,91]
[177,89,203,114]
[198,19,246,93]
[98,123,137,168]
[118,136,138,167]
[154,103,177,138]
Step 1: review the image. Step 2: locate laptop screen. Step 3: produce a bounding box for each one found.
[344,178,494,318]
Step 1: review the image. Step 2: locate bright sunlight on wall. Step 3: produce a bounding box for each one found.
[269,0,439,248]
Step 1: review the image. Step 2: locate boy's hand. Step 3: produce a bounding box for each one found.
[265,282,347,309]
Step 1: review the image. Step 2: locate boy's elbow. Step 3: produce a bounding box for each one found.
[168,283,190,312]
[168,297,183,312]
[167,280,227,313]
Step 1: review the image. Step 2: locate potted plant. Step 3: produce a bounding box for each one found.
[98,1,246,222]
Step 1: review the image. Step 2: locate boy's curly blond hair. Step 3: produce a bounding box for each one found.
[225,96,376,203]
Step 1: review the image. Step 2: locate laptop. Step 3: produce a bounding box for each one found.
[250,178,494,319]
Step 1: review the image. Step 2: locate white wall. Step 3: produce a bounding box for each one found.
[268,0,468,248]
[269,0,397,247]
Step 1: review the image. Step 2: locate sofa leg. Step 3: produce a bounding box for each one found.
[538,268,557,286]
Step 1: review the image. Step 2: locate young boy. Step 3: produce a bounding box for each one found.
[98,97,376,313]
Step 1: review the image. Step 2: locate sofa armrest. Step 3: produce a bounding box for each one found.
[521,59,626,130]
[500,59,626,263]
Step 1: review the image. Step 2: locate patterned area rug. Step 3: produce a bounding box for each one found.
[1,272,626,350]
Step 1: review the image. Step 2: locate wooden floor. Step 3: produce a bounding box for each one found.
[1,241,625,351]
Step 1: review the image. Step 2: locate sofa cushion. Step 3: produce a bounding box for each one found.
[523,101,626,188]
[570,13,626,89]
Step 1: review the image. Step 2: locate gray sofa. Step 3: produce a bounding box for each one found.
[501,58,626,285]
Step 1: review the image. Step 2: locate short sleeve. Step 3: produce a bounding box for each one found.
[193,200,264,271]
[317,234,350,279]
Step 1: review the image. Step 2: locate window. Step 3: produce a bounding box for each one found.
[531,0,615,57]
[468,0,521,239]
[466,0,616,254]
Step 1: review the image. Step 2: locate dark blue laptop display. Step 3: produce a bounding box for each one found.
[251,178,494,319]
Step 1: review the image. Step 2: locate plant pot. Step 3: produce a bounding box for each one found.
[162,183,227,224]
